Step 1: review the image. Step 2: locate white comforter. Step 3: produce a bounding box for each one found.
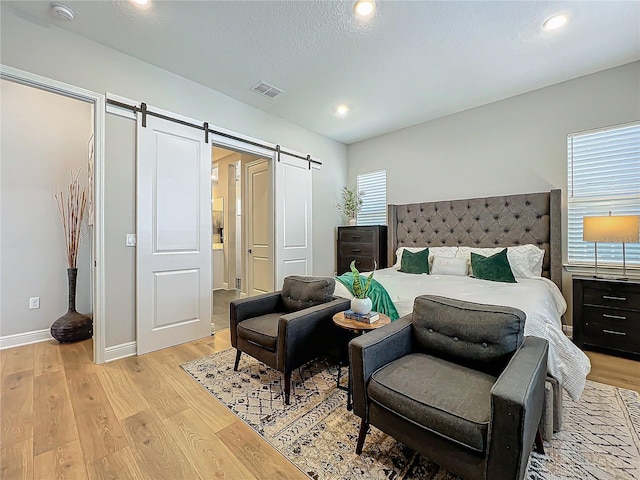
[335,267,591,401]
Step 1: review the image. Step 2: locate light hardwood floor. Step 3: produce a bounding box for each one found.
[1,331,638,480]
[1,331,306,480]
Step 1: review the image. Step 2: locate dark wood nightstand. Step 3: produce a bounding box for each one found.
[573,276,640,357]
[336,225,387,275]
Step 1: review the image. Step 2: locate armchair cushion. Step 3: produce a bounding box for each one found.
[237,312,283,351]
[412,296,525,376]
[281,276,336,312]
[369,353,495,453]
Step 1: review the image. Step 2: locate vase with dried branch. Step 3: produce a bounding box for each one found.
[50,170,93,343]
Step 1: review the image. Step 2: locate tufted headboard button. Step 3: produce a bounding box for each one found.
[453,337,459,342]
[428,328,433,333]
[482,342,488,348]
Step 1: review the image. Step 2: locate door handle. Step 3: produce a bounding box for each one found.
[248,248,252,254]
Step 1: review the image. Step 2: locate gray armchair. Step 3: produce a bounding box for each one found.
[230,275,350,405]
[350,295,548,480]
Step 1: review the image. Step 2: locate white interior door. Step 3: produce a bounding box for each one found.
[137,110,212,355]
[246,160,273,296]
[275,153,313,289]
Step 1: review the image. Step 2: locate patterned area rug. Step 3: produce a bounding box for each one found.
[182,349,640,480]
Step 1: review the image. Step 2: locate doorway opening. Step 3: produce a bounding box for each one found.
[211,146,273,332]
[0,68,105,361]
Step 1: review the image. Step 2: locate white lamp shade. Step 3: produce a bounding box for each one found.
[583,215,640,243]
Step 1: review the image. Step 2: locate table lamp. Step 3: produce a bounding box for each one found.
[583,213,640,278]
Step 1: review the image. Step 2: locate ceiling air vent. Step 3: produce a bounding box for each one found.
[250,81,284,99]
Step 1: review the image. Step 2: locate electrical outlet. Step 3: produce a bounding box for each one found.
[125,234,137,247]
[29,297,40,309]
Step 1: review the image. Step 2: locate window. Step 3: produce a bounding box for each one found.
[357,169,387,225]
[567,122,640,267]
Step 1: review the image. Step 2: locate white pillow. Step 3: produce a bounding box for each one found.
[394,246,458,268]
[429,246,459,259]
[456,245,544,278]
[507,244,545,278]
[431,256,468,276]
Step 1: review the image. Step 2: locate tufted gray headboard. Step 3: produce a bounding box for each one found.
[387,190,562,290]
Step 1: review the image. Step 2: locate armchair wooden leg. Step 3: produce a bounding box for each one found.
[534,429,545,455]
[234,350,242,371]
[284,371,292,405]
[355,419,369,454]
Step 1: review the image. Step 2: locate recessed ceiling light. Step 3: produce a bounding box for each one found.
[543,14,568,31]
[354,0,375,18]
[131,0,149,5]
[334,104,350,117]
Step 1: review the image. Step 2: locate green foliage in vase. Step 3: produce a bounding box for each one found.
[335,185,364,220]
[350,260,376,299]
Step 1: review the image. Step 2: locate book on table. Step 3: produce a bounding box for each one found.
[344,309,380,323]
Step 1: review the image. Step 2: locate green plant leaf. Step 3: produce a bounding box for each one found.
[350,259,376,298]
[362,261,377,297]
[350,260,364,298]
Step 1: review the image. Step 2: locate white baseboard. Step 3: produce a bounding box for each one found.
[0,328,52,350]
[104,341,137,362]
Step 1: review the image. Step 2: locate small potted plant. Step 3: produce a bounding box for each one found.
[349,260,376,314]
[336,185,364,225]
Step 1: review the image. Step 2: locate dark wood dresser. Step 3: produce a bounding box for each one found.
[573,276,640,357]
[336,225,387,275]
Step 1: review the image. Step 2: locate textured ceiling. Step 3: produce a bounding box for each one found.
[5,1,640,144]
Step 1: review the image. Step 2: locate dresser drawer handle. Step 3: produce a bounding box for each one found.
[602,313,627,320]
[602,295,626,301]
[602,329,627,336]
[352,249,361,253]
[351,236,361,240]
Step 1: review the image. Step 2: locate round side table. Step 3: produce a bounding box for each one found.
[332,311,391,410]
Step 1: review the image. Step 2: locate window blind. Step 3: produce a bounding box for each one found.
[567,122,640,266]
[357,169,387,225]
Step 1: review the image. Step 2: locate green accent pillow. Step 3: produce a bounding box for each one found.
[471,249,516,283]
[399,248,429,274]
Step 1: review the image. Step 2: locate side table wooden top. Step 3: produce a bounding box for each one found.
[332,311,391,332]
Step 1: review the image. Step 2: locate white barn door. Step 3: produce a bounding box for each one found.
[137,109,212,355]
[275,153,313,289]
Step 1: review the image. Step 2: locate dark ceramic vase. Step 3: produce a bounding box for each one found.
[50,268,93,343]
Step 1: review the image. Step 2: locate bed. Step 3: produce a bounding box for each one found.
[334,190,591,433]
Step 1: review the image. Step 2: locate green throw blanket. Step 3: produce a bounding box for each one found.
[335,273,399,321]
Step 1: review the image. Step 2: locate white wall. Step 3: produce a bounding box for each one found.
[103,114,136,347]
[347,61,640,322]
[1,79,93,338]
[348,62,639,206]
[1,6,347,348]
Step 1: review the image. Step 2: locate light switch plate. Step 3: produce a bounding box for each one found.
[29,297,40,309]
[126,234,137,247]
